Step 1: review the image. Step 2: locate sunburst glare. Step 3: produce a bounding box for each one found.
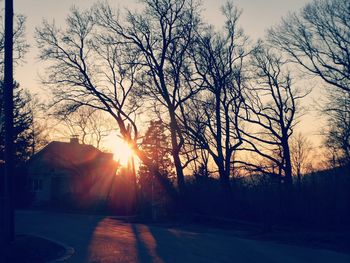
[111,138,134,166]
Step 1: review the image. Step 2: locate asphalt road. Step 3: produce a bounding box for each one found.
[16,210,350,263]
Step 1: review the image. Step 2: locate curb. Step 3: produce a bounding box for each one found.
[49,245,75,262]
[16,233,75,262]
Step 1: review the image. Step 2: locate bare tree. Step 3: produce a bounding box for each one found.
[268,0,350,93]
[24,93,50,155]
[181,2,249,191]
[95,0,200,192]
[0,11,29,73]
[55,107,112,149]
[36,7,177,198]
[324,89,350,166]
[239,45,309,186]
[290,132,313,185]
[269,0,350,168]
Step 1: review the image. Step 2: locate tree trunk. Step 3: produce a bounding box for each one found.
[218,162,231,192]
[169,112,186,193]
[297,169,302,189]
[172,149,185,192]
[283,141,293,187]
[280,128,293,187]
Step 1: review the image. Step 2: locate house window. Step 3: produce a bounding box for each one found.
[32,179,43,192]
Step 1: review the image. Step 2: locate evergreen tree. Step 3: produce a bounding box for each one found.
[138,120,174,216]
[139,120,174,177]
[0,82,37,207]
[0,11,30,166]
[0,82,34,166]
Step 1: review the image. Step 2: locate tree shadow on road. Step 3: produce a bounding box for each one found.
[131,224,159,263]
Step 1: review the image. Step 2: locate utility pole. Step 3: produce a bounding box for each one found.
[3,0,14,243]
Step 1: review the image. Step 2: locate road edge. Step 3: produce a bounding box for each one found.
[16,232,75,262]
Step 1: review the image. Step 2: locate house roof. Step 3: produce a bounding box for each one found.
[27,141,116,173]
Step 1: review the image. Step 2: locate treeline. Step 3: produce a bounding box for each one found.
[1,0,349,225]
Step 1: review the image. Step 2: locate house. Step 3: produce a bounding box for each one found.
[25,137,119,206]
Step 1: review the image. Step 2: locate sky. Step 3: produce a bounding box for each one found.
[13,0,311,94]
[9,0,324,155]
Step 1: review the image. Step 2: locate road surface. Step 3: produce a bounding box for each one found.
[16,210,350,263]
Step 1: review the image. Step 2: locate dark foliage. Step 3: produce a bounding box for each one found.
[138,120,175,218]
[0,82,36,208]
[0,82,34,165]
[185,166,350,229]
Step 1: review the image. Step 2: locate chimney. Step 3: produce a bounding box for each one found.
[70,135,79,144]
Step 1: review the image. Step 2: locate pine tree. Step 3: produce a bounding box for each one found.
[0,11,30,166]
[0,82,34,165]
[0,82,38,207]
[138,120,174,216]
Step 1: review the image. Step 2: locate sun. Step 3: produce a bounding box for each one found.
[111,138,135,166]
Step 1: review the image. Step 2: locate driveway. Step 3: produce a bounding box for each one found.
[16,210,350,263]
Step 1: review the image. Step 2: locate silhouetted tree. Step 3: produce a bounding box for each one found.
[0,10,31,164]
[0,83,34,165]
[324,90,350,166]
[36,6,178,199]
[55,107,113,149]
[269,0,350,169]
[0,11,29,72]
[27,95,50,155]
[269,0,350,93]
[95,0,201,192]
[139,120,174,179]
[182,2,249,191]
[239,45,309,186]
[138,120,174,215]
[290,132,313,185]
